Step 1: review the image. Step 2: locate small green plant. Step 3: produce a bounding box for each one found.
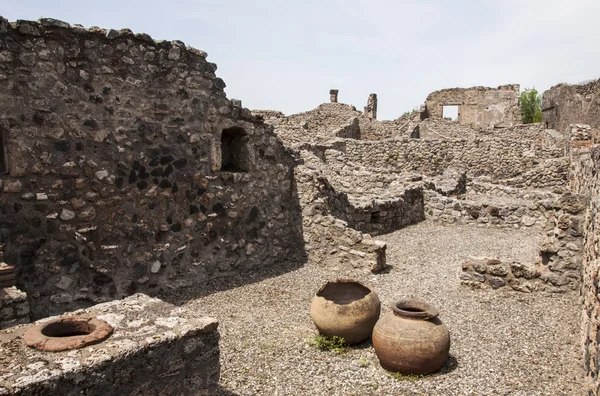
[357,357,370,367]
[306,335,347,354]
[402,109,418,117]
[387,371,425,382]
[367,383,379,390]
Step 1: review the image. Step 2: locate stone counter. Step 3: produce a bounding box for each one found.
[0,294,219,395]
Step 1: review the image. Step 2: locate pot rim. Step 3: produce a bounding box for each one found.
[315,278,375,305]
[392,300,439,320]
[316,278,373,294]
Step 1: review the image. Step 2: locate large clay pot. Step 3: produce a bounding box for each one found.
[372,300,450,374]
[310,279,380,344]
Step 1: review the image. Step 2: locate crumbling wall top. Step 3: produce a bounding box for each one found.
[425,84,520,101]
[423,84,521,129]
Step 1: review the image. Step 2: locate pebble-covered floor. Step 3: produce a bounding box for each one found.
[181,221,585,395]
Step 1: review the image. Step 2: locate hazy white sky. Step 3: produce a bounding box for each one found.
[1,0,598,119]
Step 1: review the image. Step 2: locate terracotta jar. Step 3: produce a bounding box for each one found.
[310,279,380,344]
[372,300,450,374]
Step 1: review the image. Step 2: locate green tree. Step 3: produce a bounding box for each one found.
[520,88,542,124]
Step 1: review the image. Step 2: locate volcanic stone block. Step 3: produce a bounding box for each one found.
[0,287,29,329]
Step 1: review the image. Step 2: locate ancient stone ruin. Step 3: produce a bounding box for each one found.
[0,15,600,395]
[422,84,522,128]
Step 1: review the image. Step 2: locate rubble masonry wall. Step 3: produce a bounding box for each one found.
[571,144,600,394]
[0,17,305,318]
[543,79,600,135]
[344,138,566,187]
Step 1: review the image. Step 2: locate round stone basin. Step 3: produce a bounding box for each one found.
[24,316,113,352]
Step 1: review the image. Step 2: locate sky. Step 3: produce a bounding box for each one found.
[1,0,599,120]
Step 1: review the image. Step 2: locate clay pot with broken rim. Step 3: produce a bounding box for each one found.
[24,316,114,352]
[372,300,450,374]
[310,279,380,344]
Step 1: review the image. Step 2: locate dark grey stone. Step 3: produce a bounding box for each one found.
[38,17,70,28]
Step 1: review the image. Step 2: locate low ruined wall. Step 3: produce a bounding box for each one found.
[295,166,387,272]
[426,186,584,294]
[424,191,546,228]
[358,113,419,141]
[304,214,387,274]
[571,145,600,394]
[468,181,557,200]
[0,287,29,329]
[479,123,565,147]
[344,138,566,186]
[423,84,521,128]
[337,189,424,236]
[415,118,481,140]
[501,157,570,189]
[252,104,360,147]
[296,161,424,236]
[0,17,305,318]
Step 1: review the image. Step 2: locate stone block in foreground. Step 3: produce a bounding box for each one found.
[0,287,30,330]
[0,293,219,395]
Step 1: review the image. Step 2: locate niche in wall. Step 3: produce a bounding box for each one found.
[220,127,250,172]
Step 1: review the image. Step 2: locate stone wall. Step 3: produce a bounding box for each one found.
[501,157,570,190]
[295,166,387,273]
[298,148,426,236]
[423,84,521,128]
[344,138,566,187]
[571,144,600,394]
[0,286,29,329]
[357,117,404,140]
[424,191,548,228]
[0,293,220,395]
[252,103,360,147]
[449,191,584,293]
[414,118,480,140]
[318,172,424,236]
[0,17,305,318]
[543,79,600,134]
[479,123,564,146]
[460,253,579,293]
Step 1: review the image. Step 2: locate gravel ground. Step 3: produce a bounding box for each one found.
[177,221,585,395]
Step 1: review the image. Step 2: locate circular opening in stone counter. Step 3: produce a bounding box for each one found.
[24,316,114,352]
[41,320,94,337]
[316,279,371,305]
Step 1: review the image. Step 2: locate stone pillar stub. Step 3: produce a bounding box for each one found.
[364,93,378,120]
[329,89,339,103]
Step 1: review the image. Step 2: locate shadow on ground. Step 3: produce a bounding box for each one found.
[158,256,306,306]
[216,387,240,396]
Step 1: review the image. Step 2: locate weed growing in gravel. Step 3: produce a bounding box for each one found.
[357,357,370,367]
[306,335,347,354]
[387,371,425,382]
